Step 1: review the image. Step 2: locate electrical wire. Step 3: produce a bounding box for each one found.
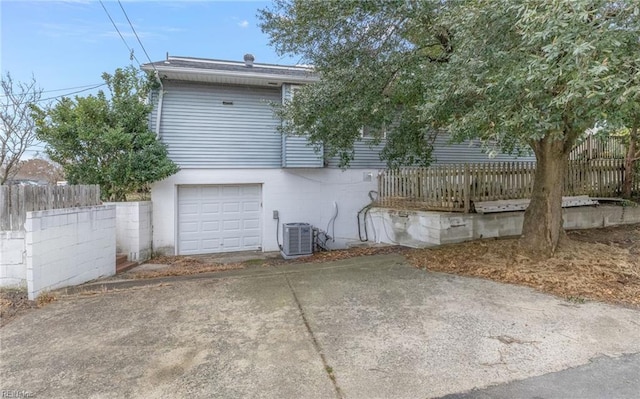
[117,0,157,72]
[0,83,105,98]
[12,83,107,105]
[98,0,141,66]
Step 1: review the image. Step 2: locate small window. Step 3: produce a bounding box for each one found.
[360,126,386,140]
[289,85,301,100]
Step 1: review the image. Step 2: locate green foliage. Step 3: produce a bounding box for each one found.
[259,0,640,166]
[33,66,178,201]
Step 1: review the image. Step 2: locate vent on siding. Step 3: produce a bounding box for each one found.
[282,223,313,256]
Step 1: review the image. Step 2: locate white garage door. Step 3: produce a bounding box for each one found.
[178,185,262,255]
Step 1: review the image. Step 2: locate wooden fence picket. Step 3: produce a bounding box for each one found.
[0,184,101,231]
[377,159,628,213]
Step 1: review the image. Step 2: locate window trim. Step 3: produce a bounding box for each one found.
[360,125,387,140]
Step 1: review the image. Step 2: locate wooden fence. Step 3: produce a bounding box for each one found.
[569,135,626,160]
[377,160,633,212]
[0,185,101,231]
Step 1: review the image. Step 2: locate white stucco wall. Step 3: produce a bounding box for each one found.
[106,201,153,262]
[0,230,27,287]
[151,168,380,254]
[25,205,116,300]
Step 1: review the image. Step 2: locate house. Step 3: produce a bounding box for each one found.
[142,54,531,256]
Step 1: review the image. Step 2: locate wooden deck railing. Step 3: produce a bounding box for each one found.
[377,160,632,212]
[0,184,101,231]
[569,135,626,160]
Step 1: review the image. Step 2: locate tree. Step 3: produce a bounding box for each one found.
[259,0,640,256]
[623,121,640,199]
[0,73,42,184]
[13,158,65,185]
[33,66,179,201]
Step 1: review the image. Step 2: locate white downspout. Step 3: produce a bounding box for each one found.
[154,71,164,139]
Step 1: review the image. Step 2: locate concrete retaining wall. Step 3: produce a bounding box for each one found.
[0,230,27,287]
[106,201,152,262]
[370,205,640,248]
[25,205,116,300]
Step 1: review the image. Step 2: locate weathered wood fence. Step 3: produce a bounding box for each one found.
[377,160,633,213]
[569,135,626,160]
[0,185,101,231]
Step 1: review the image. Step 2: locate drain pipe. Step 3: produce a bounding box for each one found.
[153,71,164,139]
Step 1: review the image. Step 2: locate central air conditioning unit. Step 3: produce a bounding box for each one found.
[282,223,313,258]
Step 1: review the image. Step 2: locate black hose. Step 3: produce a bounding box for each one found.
[357,190,379,242]
[276,216,282,250]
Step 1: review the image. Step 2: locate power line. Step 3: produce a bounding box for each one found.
[98,0,141,66]
[117,0,158,73]
[22,84,107,105]
[0,83,105,98]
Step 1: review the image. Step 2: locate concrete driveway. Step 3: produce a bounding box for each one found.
[1,254,639,398]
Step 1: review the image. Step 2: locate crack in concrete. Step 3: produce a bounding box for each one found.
[284,274,344,399]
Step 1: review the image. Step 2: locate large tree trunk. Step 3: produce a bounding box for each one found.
[520,136,572,257]
[622,123,638,199]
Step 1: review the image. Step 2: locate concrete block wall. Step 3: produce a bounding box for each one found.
[0,230,27,287]
[106,201,152,262]
[371,205,640,248]
[25,205,116,300]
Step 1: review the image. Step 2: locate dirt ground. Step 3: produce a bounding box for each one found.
[2,224,638,327]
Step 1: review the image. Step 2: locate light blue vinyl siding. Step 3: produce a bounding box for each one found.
[159,82,282,168]
[431,133,535,164]
[281,84,324,167]
[326,140,387,169]
[326,132,533,169]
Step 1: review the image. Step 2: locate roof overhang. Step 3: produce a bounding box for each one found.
[141,65,318,87]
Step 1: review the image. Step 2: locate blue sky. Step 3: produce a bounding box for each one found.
[1,0,297,155]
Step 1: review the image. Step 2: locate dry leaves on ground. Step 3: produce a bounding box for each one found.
[0,290,39,327]
[129,255,245,279]
[282,245,410,264]
[407,225,640,307]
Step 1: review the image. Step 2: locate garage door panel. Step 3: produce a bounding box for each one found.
[179,222,199,233]
[243,236,260,246]
[178,184,262,255]
[201,221,220,232]
[201,203,220,213]
[223,220,240,230]
[179,187,201,197]
[222,186,240,197]
[242,185,260,196]
[179,240,199,252]
[201,239,220,252]
[201,186,221,197]
[222,202,240,213]
[179,203,199,215]
[222,237,241,249]
[243,219,259,229]
[242,201,260,212]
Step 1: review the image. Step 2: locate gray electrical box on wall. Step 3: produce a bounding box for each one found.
[282,223,313,257]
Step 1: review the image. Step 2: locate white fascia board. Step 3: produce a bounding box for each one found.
[142,65,319,85]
